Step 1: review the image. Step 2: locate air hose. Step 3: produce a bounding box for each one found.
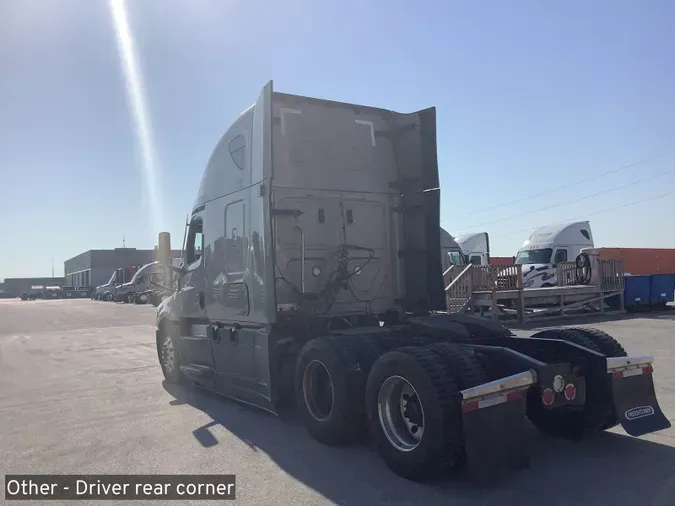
[575,252,592,285]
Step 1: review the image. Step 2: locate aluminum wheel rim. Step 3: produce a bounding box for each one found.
[378,375,425,452]
[302,360,334,422]
[161,336,175,372]
[139,294,148,303]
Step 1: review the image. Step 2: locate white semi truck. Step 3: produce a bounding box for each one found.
[455,232,490,265]
[515,221,594,288]
[153,82,668,481]
[440,227,466,272]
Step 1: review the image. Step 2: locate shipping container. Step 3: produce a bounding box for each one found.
[597,248,675,276]
[490,256,514,266]
[650,273,675,308]
[624,275,651,311]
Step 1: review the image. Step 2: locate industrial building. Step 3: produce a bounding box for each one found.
[63,248,182,289]
[1,277,65,298]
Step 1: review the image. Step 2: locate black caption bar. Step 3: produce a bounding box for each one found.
[5,475,236,500]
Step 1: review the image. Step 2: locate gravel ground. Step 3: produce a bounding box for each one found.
[1,299,675,505]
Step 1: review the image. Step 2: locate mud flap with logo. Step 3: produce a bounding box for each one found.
[460,371,535,477]
[608,357,671,437]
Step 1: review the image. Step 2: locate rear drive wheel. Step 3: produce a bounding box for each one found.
[294,337,366,446]
[567,327,627,357]
[157,328,183,383]
[426,343,489,389]
[527,328,613,438]
[565,327,627,430]
[365,346,464,481]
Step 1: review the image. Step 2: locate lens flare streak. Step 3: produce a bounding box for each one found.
[109,0,164,235]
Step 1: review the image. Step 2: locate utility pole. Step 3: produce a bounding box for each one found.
[51,258,54,278]
[123,234,126,248]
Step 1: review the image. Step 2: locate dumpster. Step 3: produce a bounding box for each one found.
[650,273,675,309]
[624,275,651,311]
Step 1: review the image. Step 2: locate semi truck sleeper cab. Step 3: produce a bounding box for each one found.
[154,81,670,481]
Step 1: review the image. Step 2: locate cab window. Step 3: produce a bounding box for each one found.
[553,249,568,264]
[185,217,204,266]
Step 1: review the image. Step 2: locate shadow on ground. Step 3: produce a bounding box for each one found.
[164,381,675,506]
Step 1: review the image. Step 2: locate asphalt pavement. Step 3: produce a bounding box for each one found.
[2,299,675,505]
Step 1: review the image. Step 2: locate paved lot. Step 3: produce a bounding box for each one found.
[1,299,675,505]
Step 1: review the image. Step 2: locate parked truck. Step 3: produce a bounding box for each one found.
[440,227,467,272]
[154,82,669,481]
[455,232,490,265]
[113,261,165,303]
[94,266,140,301]
[515,221,594,288]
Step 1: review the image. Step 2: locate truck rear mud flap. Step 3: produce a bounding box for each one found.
[607,356,671,437]
[460,370,535,476]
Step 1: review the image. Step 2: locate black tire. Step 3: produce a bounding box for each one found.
[294,336,367,446]
[365,346,464,481]
[530,327,601,353]
[426,343,489,389]
[157,325,183,384]
[565,327,627,430]
[566,327,627,357]
[527,328,614,438]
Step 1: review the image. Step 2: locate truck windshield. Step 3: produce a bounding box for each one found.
[444,249,465,266]
[515,248,553,265]
[130,268,145,284]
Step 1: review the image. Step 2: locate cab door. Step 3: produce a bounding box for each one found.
[175,208,214,387]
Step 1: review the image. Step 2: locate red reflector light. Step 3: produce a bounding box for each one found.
[564,383,576,401]
[462,401,479,414]
[506,391,522,402]
[612,371,623,380]
[642,365,653,374]
[542,388,555,407]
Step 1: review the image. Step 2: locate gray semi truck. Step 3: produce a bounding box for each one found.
[114,261,165,303]
[154,81,669,481]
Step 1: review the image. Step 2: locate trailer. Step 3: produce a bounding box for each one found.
[154,82,670,481]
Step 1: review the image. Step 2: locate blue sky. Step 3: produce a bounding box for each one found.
[1,0,674,278]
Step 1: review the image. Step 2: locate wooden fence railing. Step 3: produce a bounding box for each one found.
[598,258,625,291]
[471,265,523,291]
[442,258,626,319]
[444,259,624,302]
[555,259,625,291]
[444,265,473,313]
[556,261,578,287]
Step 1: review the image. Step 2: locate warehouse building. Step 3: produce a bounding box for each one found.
[1,277,65,297]
[63,248,182,289]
